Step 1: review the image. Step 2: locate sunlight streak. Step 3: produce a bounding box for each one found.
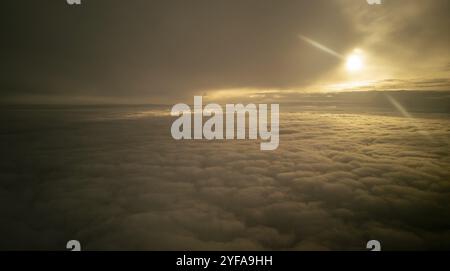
[386,94,433,141]
[299,35,344,59]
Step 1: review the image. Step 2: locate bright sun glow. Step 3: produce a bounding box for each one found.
[346,54,363,72]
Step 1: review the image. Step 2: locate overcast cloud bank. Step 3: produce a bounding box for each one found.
[1,97,449,250]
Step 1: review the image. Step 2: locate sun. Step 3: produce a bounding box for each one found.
[346,53,363,72]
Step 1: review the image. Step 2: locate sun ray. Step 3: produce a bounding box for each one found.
[298,35,344,59]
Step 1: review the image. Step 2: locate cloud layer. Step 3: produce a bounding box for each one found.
[1,99,449,250]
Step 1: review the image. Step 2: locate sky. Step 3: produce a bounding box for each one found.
[1,0,449,104]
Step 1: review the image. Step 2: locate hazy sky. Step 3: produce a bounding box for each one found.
[1,0,449,104]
